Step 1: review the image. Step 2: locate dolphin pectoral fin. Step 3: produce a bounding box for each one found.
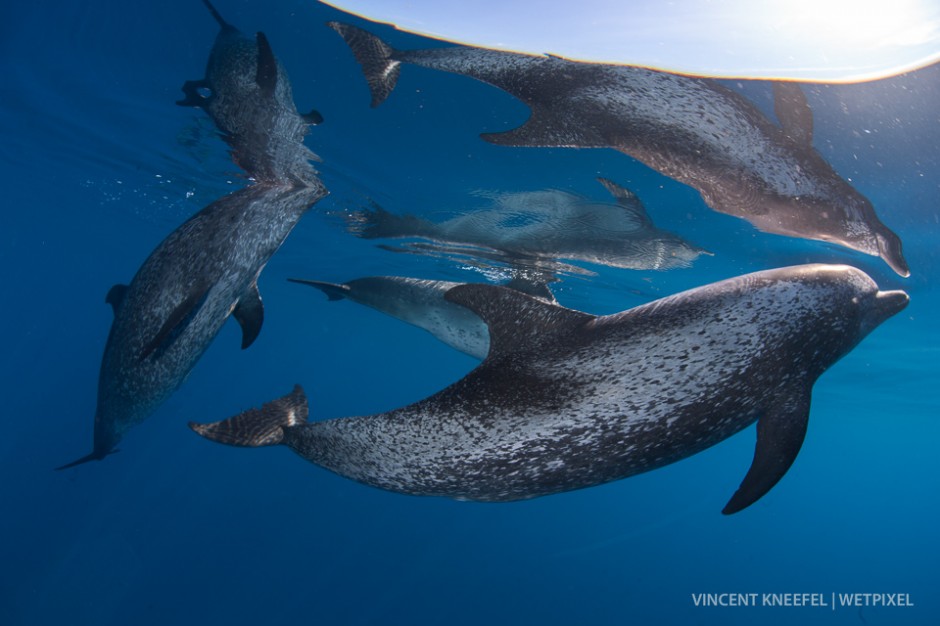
[445,284,593,359]
[722,388,811,514]
[177,79,211,107]
[481,108,607,148]
[233,282,264,349]
[106,283,129,317]
[287,278,350,301]
[255,32,278,97]
[302,109,324,125]
[139,282,211,361]
[328,21,401,107]
[773,82,814,145]
[190,385,308,447]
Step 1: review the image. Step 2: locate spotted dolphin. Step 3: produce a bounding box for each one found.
[178,0,322,183]
[57,1,326,468]
[329,22,908,277]
[347,178,706,271]
[287,275,557,359]
[191,264,907,513]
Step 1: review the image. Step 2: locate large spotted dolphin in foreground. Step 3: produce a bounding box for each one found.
[329,22,909,277]
[57,1,326,468]
[288,274,557,359]
[348,178,706,271]
[191,264,907,513]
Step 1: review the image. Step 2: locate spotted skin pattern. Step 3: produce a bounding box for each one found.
[329,22,908,277]
[59,0,325,467]
[192,265,908,513]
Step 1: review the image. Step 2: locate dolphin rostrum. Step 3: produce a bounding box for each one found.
[191,264,907,513]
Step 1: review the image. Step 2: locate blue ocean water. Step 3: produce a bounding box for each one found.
[1,1,937,624]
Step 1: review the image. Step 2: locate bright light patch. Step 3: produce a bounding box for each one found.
[322,0,940,82]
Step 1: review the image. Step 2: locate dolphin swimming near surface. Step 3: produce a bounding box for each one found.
[178,0,323,183]
[191,264,907,513]
[329,21,909,277]
[347,178,706,271]
[288,275,557,359]
[57,0,327,468]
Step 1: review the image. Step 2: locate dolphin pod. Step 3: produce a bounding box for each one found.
[329,21,909,277]
[192,265,907,514]
[58,0,326,468]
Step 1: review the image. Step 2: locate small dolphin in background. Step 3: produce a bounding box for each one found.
[178,0,323,183]
[58,0,327,468]
[347,178,706,271]
[329,22,908,277]
[288,275,556,359]
[191,264,907,513]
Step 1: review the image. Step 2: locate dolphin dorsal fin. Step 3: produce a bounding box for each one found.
[773,82,814,146]
[481,105,608,148]
[596,178,653,229]
[106,284,129,317]
[255,32,278,97]
[445,284,593,360]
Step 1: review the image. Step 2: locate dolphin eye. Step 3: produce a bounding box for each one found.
[851,296,859,305]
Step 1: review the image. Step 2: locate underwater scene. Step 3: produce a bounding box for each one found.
[1,0,938,624]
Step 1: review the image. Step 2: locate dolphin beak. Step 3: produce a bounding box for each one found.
[877,232,910,278]
[862,289,909,335]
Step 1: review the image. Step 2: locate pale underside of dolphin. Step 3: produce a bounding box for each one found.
[346,178,707,272]
[329,22,909,277]
[191,264,908,514]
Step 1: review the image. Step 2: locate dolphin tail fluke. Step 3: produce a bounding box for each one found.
[190,385,308,447]
[201,0,230,29]
[287,278,351,301]
[55,449,118,470]
[327,22,401,107]
[345,203,433,240]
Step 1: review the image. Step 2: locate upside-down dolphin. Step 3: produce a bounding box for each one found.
[347,178,706,271]
[329,21,908,277]
[58,0,326,468]
[191,264,907,513]
[178,0,323,183]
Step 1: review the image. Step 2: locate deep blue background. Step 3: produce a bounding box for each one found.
[1,1,938,624]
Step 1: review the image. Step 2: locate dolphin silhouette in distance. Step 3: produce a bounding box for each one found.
[58,0,326,468]
[346,178,707,271]
[329,21,908,277]
[191,264,907,513]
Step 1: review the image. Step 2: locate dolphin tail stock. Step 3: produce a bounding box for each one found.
[287,278,351,301]
[327,21,401,107]
[189,385,308,447]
